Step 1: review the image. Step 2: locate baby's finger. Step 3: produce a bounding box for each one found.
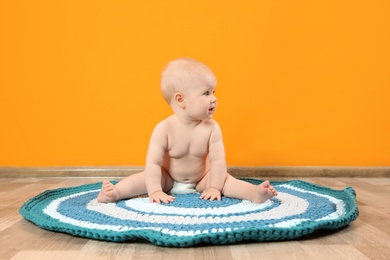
[211,194,221,201]
[163,197,171,204]
[163,195,175,204]
[199,192,209,200]
[199,192,207,199]
[151,198,161,204]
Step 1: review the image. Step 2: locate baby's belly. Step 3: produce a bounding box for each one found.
[164,157,209,183]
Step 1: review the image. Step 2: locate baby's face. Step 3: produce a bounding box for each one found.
[181,70,218,120]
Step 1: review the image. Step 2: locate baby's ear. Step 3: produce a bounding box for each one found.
[174,92,185,108]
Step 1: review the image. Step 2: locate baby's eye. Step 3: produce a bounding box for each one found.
[203,90,216,96]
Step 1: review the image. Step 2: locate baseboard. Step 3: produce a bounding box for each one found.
[1,166,389,178]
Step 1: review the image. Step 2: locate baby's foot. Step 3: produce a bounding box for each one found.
[97,180,119,203]
[251,180,278,204]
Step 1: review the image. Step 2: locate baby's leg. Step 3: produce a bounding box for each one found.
[97,172,147,203]
[222,174,278,204]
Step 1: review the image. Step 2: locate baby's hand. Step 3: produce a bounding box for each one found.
[149,191,175,204]
[200,187,221,201]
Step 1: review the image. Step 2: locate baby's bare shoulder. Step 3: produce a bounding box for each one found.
[157,115,177,131]
[151,117,172,138]
[203,119,221,131]
[155,115,175,127]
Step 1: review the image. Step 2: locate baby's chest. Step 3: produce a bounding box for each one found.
[167,134,210,158]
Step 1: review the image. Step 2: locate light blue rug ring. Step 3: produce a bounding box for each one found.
[19,179,359,247]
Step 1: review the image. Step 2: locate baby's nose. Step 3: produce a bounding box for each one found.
[211,95,217,103]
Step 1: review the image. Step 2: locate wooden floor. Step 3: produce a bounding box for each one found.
[1,177,389,260]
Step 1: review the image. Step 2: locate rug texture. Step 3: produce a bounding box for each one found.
[19,179,359,247]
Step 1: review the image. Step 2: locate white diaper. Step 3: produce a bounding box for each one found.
[169,182,198,195]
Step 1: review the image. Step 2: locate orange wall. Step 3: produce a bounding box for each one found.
[1,1,389,167]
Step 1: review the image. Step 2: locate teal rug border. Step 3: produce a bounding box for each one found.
[19,179,359,247]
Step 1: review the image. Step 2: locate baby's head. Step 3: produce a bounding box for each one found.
[160,58,216,105]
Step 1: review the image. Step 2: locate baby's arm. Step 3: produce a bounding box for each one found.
[145,122,174,204]
[200,121,227,201]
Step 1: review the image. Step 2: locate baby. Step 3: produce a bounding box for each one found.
[98,58,277,204]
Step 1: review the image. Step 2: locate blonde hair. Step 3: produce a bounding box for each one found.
[160,58,215,104]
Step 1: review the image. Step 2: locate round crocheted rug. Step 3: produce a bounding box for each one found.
[19,179,359,247]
